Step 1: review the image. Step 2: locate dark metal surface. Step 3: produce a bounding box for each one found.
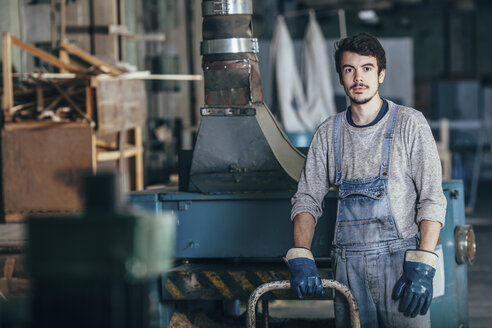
[203,59,263,105]
[189,103,305,193]
[202,15,252,40]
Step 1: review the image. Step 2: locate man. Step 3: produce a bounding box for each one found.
[284,33,446,327]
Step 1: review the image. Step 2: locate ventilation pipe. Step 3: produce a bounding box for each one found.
[188,0,306,193]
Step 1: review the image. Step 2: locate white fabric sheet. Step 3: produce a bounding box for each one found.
[302,13,337,128]
[269,17,310,132]
[270,16,336,132]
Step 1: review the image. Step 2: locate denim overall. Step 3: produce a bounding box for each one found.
[332,106,430,328]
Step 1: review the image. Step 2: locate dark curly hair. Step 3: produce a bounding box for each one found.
[334,33,386,79]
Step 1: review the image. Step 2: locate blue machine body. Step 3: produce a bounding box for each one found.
[129,190,336,259]
[431,180,469,326]
[128,180,469,327]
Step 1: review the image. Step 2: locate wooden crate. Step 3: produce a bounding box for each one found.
[1,122,93,222]
[95,77,147,133]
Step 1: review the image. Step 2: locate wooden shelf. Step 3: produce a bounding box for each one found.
[94,126,144,191]
[96,146,143,162]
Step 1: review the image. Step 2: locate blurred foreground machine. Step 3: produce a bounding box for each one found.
[130,1,475,326]
[25,174,176,328]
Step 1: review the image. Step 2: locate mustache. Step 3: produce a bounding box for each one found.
[350,83,369,89]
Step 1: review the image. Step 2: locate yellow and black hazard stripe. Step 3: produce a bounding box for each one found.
[160,263,333,301]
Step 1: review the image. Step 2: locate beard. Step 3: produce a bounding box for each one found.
[346,82,379,105]
[349,94,374,105]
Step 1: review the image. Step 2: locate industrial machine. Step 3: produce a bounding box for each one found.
[130,181,474,327]
[129,0,476,326]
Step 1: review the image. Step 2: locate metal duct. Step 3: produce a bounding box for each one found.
[188,0,306,193]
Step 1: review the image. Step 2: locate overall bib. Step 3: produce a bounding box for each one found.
[332,106,430,328]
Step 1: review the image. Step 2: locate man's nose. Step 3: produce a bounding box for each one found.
[354,69,363,82]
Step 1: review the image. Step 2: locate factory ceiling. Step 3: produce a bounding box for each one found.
[297,0,483,11]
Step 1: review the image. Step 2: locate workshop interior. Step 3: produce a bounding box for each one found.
[0,0,490,327]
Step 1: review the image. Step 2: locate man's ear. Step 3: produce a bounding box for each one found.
[378,69,386,84]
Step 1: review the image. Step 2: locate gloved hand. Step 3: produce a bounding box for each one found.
[284,247,325,299]
[392,249,438,317]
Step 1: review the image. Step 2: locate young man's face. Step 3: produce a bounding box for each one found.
[339,51,386,105]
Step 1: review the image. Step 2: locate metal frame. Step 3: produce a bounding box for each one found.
[246,279,360,328]
[200,107,256,116]
[202,0,253,16]
[201,38,259,55]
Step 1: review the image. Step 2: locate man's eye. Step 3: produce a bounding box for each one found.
[345,68,353,73]
[363,67,372,72]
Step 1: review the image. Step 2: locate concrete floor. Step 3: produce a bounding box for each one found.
[466,181,492,328]
[467,224,492,328]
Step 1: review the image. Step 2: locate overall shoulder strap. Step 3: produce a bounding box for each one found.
[379,104,402,179]
[333,112,344,185]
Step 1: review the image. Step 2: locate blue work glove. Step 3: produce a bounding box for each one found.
[284,247,325,299]
[392,249,438,317]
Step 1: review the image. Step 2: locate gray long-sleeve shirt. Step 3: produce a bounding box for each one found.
[291,100,446,239]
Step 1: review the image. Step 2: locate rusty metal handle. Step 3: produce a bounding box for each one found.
[246,279,360,328]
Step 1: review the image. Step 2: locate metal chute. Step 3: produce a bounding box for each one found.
[188,0,306,193]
